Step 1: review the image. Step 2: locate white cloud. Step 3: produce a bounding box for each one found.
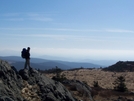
[0,27,134,33]
[105,29,134,33]
[28,12,53,21]
[5,18,24,21]
[2,13,20,17]
[30,17,53,21]
[1,12,53,22]
[27,13,40,17]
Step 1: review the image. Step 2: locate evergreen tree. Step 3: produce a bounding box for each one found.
[93,81,99,87]
[113,76,127,92]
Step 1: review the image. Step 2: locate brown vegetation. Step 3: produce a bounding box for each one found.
[46,68,134,101]
[59,69,134,91]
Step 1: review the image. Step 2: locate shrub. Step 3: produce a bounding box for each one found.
[113,76,127,92]
[93,81,99,87]
[52,66,67,82]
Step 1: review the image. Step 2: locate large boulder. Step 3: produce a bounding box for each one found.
[19,68,75,101]
[63,80,94,101]
[0,59,76,101]
[0,60,24,101]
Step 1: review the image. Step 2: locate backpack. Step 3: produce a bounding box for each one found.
[21,48,26,58]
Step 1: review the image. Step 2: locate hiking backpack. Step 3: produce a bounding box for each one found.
[21,48,26,58]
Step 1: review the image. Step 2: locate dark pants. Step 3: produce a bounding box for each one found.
[24,59,31,69]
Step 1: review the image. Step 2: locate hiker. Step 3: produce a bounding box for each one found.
[24,47,31,69]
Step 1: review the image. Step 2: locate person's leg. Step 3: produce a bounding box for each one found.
[24,59,28,69]
[27,59,31,69]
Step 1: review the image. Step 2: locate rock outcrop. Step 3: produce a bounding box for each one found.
[0,60,23,101]
[0,59,76,101]
[62,80,94,101]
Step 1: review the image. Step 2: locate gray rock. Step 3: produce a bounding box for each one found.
[19,68,76,101]
[0,59,76,101]
[0,60,24,101]
[0,96,14,101]
[63,80,94,101]
[19,69,29,80]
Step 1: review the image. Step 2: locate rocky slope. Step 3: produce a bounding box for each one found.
[0,59,94,101]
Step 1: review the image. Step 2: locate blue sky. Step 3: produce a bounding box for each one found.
[0,0,134,61]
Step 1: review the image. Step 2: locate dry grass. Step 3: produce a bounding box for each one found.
[46,68,134,91]
[46,69,134,101]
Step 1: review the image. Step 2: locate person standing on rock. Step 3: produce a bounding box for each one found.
[24,47,32,69]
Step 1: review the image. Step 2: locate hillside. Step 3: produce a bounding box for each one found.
[47,68,134,91]
[46,68,134,101]
[103,61,134,72]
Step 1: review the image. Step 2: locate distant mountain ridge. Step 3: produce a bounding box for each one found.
[0,56,102,70]
[103,61,134,72]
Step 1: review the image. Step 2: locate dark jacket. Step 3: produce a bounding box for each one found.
[25,50,30,59]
